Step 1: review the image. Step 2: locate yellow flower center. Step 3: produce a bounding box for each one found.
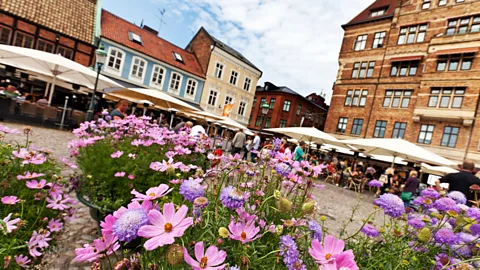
[37,184,41,187]
[240,232,247,240]
[164,223,173,233]
[149,193,156,197]
[325,253,332,260]
[200,256,208,269]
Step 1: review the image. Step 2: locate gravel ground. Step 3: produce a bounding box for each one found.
[1,122,381,269]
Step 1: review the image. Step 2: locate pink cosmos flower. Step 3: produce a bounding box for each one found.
[110,150,124,158]
[0,124,20,134]
[2,196,20,205]
[48,184,63,197]
[309,235,359,270]
[227,220,261,244]
[59,157,78,169]
[26,179,48,189]
[255,190,265,196]
[137,203,193,250]
[47,219,63,232]
[240,182,254,188]
[128,174,135,180]
[16,172,45,180]
[46,194,70,210]
[131,184,172,201]
[183,241,227,270]
[74,233,120,262]
[276,152,293,163]
[2,213,21,233]
[14,255,30,268]
[170,179,183,185]
[312,165,325,177]
[114,172,126,177]
[165,151,176,159]
[149,158,184,172]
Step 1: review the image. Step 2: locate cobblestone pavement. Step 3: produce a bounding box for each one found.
[1,122,380,269]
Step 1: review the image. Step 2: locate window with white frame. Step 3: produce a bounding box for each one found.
[354,35,367,51]
[372,32,386,48]
[422,0,431,9]
[131,57,146,79]
[208,90,218,106]
[446,16,480,35]
[230,70,239,85]
[418,124,434,144]
[337,117,348,133]
[238,101,246,116]
[224,95,234,105]
[243,77,251,91]
[428,87,465,108]
[186,79,197,97]
[214,62,224,79]
[106,47,125,73]
[383,90,412,108]
[151,65,165,87]
[169,72,182,92]
[439,0,447,6]
[398,24,428,44]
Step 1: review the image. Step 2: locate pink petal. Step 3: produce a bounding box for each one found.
[163,203,175,223]
[172,205,189,226]
[206,247,226,266]
[171,217,193,237]
[324,235,344,255]
[147,209,166,227]
[138,225,162,238]
[183,248,200,268]
[194,242,205,261]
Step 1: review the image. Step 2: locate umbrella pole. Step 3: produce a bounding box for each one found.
[47,77,56,105]
[391,156,396,168]
[44,82,50,97]
[170,114,174,128]
[143,107,147,116]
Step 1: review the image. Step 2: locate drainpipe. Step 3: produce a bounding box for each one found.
[463,94,480,161]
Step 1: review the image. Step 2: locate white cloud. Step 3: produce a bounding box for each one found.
[166,0,373,104]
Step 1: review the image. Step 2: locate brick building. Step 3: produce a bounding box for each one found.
[325,0,480,164]
[249,82,328,131]
[0,0,98,66]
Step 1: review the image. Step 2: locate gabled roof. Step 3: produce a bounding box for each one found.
[101,10,205,78]
[343,0,398,29]
[210,36,261,73]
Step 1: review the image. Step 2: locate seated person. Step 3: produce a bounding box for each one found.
[36,96,48,107]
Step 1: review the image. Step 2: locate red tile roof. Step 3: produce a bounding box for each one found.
[101,10,205,78]
[343,0,398,29]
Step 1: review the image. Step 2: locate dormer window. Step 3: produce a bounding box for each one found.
[173,52,183,63]
[128,32,142,45]
[370,7,388,17]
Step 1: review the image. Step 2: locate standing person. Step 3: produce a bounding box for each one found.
[279,139,287,153]
[380,167,395,195]
[284,144,292,155]
[211,144,223,168]
[231,129,246,156]
[251,132,261,161]
[243,136,252,160]
[173,120,193,133]
[110,99,128,120]
[436,160,480,203]
[294,141,306,161]
[401,171,420,207]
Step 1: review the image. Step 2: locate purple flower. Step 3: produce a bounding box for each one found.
[179,179,204,202]
[374,194,405,218]
[272,138,282,151]
[308,220,323,241]
[408,218,426,230]
[412,196,433,209]
[470,224,480,236]
[447,191,467,205]
[434,253,460,270]
[457,232,475,244]
[368,180,382,188]
[433,197,459,212]
[360,224,379,237]
[275,162,292,177]
[421,188,440,199]
[466,208,480,222]
[279,235,307,270]
[434,228,457,245]
[220,186,246,210]
[113,209,149,242]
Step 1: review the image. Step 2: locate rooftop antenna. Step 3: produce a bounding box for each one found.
[155,8,167,35]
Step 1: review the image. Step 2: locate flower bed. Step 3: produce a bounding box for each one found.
[71,117,480,269]
[0,125,75,269]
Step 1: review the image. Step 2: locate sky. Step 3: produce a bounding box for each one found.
[103,0,374,104]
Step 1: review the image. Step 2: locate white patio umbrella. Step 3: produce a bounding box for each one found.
[265,127,348,149]
[341,138,457,167]
[104,88,199,112]
[421,163,458,176]
[0,45,121,104]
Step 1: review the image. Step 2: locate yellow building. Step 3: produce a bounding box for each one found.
[186,28,262,126]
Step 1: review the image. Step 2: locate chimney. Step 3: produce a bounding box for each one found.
[143,25,159,36]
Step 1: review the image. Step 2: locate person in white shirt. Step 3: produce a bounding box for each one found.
[190,125,206,139]
[284,145,292,155]
[251,132,261,161]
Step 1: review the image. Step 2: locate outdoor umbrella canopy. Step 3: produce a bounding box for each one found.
[421,163,458,176]
[265,127,348,149]
[0,44,121,103]
[340,138,457,167]
[104,88,199,112]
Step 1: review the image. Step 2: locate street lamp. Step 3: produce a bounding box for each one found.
[86,44,107,121]
[260,101,270,132]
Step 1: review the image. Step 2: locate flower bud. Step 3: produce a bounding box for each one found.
[241,255,249,266]
[278,198,292,213]
[320,216,327,222]
[217,238,223,245]
[114,258,132,270]
[218,227,229,238]
[271,169,276,174]
[302,202,315,215]
[274,190,281,199]
[417,228,431,242]
[194,197,209,209]
[4,256,11,269]
[276,225,283,235]
[166,244,184,266]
